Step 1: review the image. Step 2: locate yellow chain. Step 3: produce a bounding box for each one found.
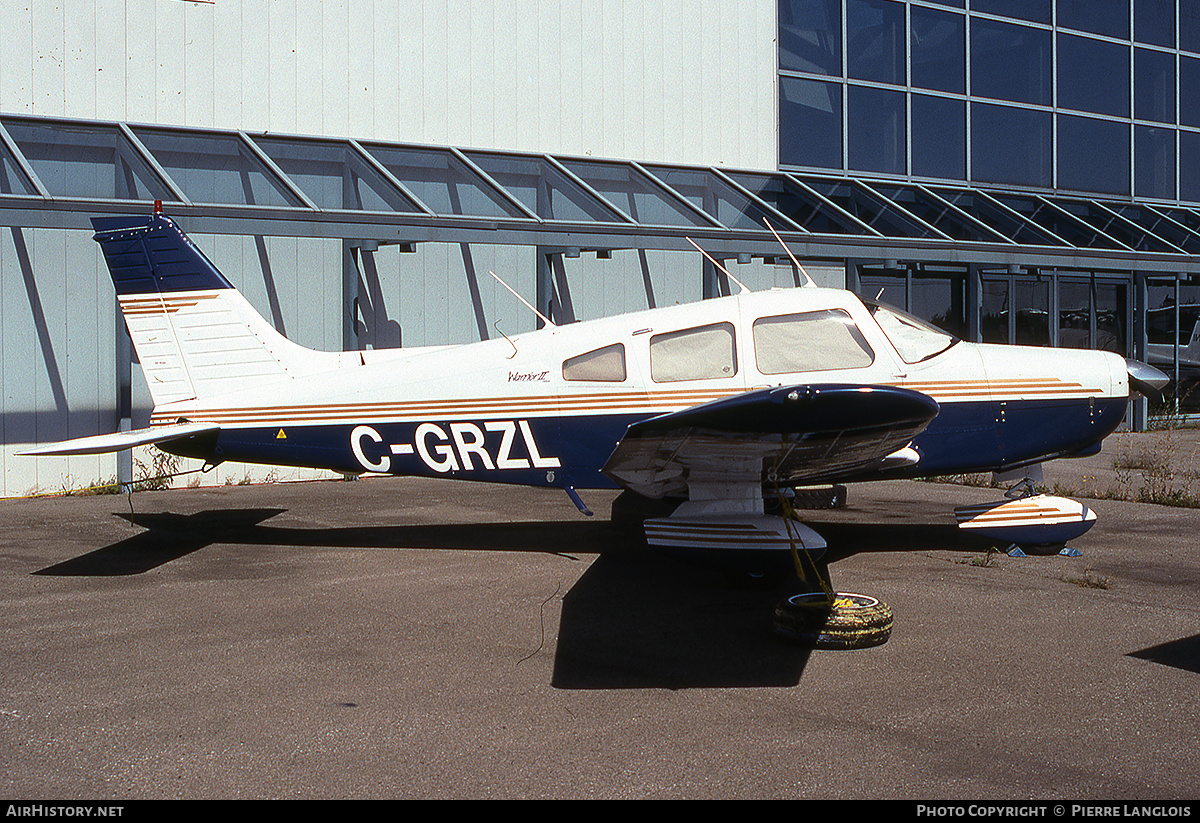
[771,475,834,604]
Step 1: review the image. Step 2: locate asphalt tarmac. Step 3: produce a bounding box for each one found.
[1,474,1198,799]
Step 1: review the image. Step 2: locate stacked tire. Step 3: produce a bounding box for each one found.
[772,592,893,649]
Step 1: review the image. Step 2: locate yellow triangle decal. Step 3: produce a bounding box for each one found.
[276,429,287,439]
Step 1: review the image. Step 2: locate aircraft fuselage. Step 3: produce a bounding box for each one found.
[152,286,1130,494]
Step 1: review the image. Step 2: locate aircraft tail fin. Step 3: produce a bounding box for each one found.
[93,210,331,406]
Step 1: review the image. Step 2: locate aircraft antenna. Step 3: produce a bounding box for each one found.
[763,218,816,287]
[684,237,750,294]
[489,271,556,328]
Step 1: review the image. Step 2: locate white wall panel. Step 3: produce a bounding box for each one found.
[94,0,125,118]
[122,0,157,123]
[268,1,298,133]
[234,0,269,131]
[63,0,95,119]
[2,0,776,165]
[182,1,216,126]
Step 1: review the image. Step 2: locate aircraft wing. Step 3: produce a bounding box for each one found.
[17,421,221,456]
[601,384,939,499]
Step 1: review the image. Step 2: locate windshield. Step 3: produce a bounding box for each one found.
[865,299,958,364]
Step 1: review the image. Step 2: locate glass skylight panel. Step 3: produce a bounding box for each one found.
[642,165,796,232]
[463,151,627,223]
[557,159,713,228]
[1112,204,1200,254]
[727,171,869,235]
[1150,206,1200,243]
[802,177,939,238]
[131,127,301,208]
[2,118,173,202]
[925,187,1067,246]
[359,144,526,219]
[251,136,423,214]
[1052,199,1180,252]
[989,193,1124,249]
[866,183,1009,243]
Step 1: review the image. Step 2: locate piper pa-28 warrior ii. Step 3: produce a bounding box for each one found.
[23,209,1167,576]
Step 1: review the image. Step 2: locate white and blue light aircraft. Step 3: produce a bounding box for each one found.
[22,209,1167,564]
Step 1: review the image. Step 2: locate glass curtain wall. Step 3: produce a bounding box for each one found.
[1147,280,1200,408]
[778,0,1200,204]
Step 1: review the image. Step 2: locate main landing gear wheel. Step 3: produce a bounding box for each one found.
[772,592,894,649]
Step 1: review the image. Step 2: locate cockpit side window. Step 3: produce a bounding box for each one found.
[563,343,627,382]
[752,310,874,374]
[650,322,737,382]
[866,299,958,364]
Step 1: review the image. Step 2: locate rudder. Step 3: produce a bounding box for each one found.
[94,211,330,407]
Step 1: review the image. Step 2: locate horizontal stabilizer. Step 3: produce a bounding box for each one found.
[18,421,220,456]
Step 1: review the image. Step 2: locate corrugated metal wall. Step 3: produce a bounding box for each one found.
[1,0,776,164]
[0,0,781,496]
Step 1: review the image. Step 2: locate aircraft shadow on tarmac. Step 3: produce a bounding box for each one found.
[1129,635,1200,675]
[30,507,988,689]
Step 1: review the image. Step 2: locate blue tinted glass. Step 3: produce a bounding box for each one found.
[911,6,965,94]
[1135,0,1175,48]
[1058,0,1128,39]
[779,77,842,170]
[1182,132,1200,202]
[971,103,1051,187]
[922,0,963,6]
[1058,34,1129,117]
[847,0,905,85]
[1183,6,1200,54]
[779,0,841,76]
[1182,57,1200,127]
[972,0,1049,25]
[912,95,965,180]
[971,20,1051,106]
[1136,125,1176,199]
[1135,47,1176,124]
[1058,115,1130,196]
[848,85,906,175]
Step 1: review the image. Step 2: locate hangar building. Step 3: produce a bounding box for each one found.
[2,0,1199,496]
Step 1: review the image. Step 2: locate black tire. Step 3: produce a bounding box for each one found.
[772,592,893,649]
